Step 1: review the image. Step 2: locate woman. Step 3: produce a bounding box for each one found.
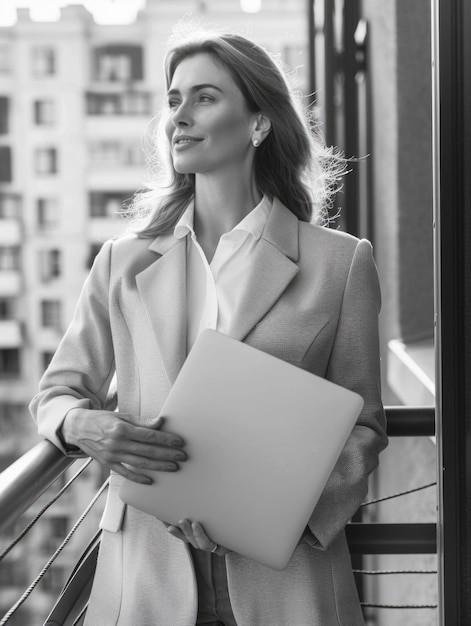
[31,26,388,626]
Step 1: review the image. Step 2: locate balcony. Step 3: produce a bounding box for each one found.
[0,406,437,625]
[0,220,21,245]
[0,320,22,348]
[86,91,152,117]
[0,272,21,296]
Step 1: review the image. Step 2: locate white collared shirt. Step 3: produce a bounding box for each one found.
[174,196,272,351]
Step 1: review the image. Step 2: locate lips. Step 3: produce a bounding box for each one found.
[173,135,203,146]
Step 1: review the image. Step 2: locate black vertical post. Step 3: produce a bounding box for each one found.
[342,0,360,237]
[323,0,335,146]
[307,0,316,108]
[435,0,471,622]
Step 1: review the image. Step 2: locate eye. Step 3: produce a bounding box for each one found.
[197,94,215,104]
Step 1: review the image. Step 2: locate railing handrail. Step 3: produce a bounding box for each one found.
[0,440,75,532]
[0,405,436,533]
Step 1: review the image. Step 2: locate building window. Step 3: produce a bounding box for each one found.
[0,193,21,219]
[0,146,12,182]
[34,99,55,125]
[32,46,56,77]
[89,140,145,167]
[0,560,26,586]
[94,45,143,82]
[87,243,102,269]
[0,299,14,320]
[0,246,20,271]
[41,515,68,553]
[41,564,67,592]
[42,350,55,372]
[35,148,57,175]
[0,97,9,134]
[86,92,151,116]
[0,403,25,426]
[89,191,132,218]
[0,45,10,74]
[37,198,59,228]
[41,300,62,331]
[39,249,61,282]
[0,349,20,376]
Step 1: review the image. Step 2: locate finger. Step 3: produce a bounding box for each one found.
[166,525,188,543]
[108,462,153,485]
[191,521,215,551]
[123,457,179,473]
[175,519,199,548]
[129,423,185,449]
[149,416,165,429]
[80,436,185,470]
[102,426,187,461]
[118,445,186,467]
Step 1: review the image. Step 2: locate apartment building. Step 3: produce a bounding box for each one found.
[0,2,308,622]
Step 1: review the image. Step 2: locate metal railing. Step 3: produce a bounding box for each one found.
[0,405,436,622]
[0,440,74,533]
[347,405,436,555]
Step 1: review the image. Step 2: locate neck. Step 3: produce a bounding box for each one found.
[193,169,262,244]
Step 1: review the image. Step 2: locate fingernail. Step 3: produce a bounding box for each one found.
[174,452,186,461]
[166,463,177,471]
[172,439,184,447]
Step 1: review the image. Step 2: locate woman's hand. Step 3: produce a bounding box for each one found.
[61,409,186,484]
[166,519,230,556]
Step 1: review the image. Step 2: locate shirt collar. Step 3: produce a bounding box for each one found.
[173,195,272,242]
[174,200,196,240]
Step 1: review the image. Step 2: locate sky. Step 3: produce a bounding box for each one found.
[0,1,263,25]
[0,0,147,26]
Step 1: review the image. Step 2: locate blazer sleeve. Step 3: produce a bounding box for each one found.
[29,239,116,455]
[305,238,388,550]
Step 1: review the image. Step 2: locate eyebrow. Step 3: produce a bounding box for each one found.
[167,83,224,96]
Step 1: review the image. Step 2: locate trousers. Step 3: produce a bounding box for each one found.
[191,547,238,626]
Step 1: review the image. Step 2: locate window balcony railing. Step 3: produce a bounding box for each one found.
[0,406,436,625]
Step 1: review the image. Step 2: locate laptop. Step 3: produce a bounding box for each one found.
[119,329,363,570]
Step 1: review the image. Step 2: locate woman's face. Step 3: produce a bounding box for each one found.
[165,52,258,176]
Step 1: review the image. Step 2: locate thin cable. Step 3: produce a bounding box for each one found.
[361,603,437,609]
[0,458,93,563]
[0,478,108,626]
[361,481,437,506]
[354,568,437,575]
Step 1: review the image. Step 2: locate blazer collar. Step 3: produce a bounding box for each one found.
[260,197,300,262]
[135,198,300,383]
[226,198,300,341]
[136,237,187,386]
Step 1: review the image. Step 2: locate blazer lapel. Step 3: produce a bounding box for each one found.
[136,235,187,386]
[228,198,300,341]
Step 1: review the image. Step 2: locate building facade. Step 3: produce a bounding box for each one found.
[0,2,308,623]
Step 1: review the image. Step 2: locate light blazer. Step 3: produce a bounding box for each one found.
[31,198,388,626]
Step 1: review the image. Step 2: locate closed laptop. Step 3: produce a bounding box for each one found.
[120,329,363,570]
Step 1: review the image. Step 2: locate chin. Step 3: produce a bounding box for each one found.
[172,159,199,175]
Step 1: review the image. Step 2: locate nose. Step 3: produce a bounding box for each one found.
[170,101,192,128]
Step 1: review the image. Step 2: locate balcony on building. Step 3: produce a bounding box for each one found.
[87,139,146,189]
[0,193,22,245]
[0,245,21,296]
[0,319,22,349]
[85,42,152,137]
[88,190,135,241]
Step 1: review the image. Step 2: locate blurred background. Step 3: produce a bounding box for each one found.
[0,1,435,624]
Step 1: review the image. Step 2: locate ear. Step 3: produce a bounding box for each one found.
[252,113,272,146]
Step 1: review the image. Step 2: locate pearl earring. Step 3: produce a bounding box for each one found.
[253,139,260,147]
